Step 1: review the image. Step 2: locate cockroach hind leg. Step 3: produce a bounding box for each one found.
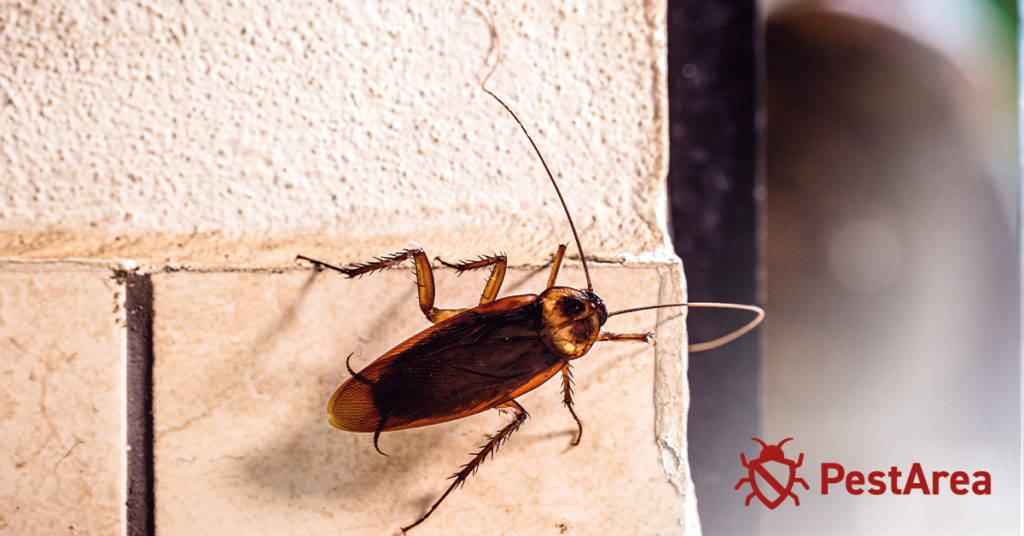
[338,247,426,278]
[360,246,471,324]
[400,400,528,533]
[295,254,347,274]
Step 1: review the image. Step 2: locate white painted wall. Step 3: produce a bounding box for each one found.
[1,1,671,267]
[0,2,696,534]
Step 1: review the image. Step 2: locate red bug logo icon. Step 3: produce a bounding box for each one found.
[735,437,810,508]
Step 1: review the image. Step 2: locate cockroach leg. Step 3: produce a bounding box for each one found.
[435,253,508,305]
[561,363,583,446]
[433,253,504,272]
[400,400,528,534]
[597,331,656,345]
[301,248,473,324]
[545,244,568,289]
[295,254,348,274]
[328,248,426,278]
[361,249,440,322]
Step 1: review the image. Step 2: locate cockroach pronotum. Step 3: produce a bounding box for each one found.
[298,9,764,533]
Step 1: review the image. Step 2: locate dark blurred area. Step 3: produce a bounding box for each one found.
[763,3,1019,533]
[670,0,1019,534]
[667,1,761,533]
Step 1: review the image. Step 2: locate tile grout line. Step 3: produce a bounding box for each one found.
[124,273,155,536]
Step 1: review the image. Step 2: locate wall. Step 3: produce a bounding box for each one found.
[0,1,698,535]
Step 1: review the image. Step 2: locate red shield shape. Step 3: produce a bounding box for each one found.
[735,437,809,508]
[749,458,798,509]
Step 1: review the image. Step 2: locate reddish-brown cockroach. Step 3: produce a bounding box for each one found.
[298,10,764,534]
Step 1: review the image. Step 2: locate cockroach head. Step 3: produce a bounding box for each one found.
[584,291,608,325]
[537,287,607,360]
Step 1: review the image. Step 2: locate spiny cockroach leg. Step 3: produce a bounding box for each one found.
[298,250,416,278]
[400,400,528,534]
[435,253,508,305]
[561,363,583,446]
[597,331,656,345]
[295,255,348,274]
[546,244,568,289]
[299,248,466,324]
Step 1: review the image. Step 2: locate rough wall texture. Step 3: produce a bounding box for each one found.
[1,1,670,267]
[1,1,695,534]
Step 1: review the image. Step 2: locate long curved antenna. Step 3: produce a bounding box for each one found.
[607,302,764,352]
[751,437,769,449]
[477,4,593,292]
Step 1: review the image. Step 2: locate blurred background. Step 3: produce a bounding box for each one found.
[672,0,1019,533]
[761,0,1019,533]
[761,0,1015,532]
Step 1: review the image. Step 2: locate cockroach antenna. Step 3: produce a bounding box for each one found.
[608,302,765,352]
[475,5,764,353]
[476,5,593,292]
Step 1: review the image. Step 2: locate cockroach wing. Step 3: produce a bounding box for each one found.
[328,294,566,433]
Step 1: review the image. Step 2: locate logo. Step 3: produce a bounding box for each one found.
[735,437,809,508]
[735,436,993,508]
[821,462,992,495]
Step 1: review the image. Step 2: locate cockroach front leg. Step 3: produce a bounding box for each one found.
[546,243,568,289]
[561,363,583,446]
[597,331,656,345]
[297,247,463,324]
[553,333,651,448]
[401,400,528,533]
[435,253,507,305]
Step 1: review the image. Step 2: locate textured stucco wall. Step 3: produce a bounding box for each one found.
[1,1,670,267]
[1,1,696,534]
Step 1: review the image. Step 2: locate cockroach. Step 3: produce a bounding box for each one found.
[298,10,764,534]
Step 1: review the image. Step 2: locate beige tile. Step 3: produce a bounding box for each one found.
[0,268,126,534]
[153,263,692,535]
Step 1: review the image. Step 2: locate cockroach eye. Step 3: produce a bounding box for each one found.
[559,297,585,318]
